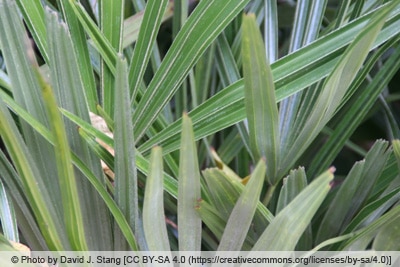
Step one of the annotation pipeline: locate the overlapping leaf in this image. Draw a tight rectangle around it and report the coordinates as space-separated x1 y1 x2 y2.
249 168 334 251
132 0 251 141
137 2 400 155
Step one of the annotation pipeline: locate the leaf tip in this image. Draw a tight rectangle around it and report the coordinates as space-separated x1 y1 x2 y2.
182 112 192 124
243 12 256 20
329 166 336 174
152 145 162 151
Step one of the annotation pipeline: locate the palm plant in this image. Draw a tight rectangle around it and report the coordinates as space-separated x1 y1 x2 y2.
0 0 399 256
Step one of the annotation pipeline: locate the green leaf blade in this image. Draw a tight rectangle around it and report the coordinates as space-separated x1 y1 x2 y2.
242 13 280 183
178 114 201 251
0 179 18 242
316 140 391 244
59 0 98 112
0 1 69 250
39 76 88 251
251 167 334 251
137 4 400 157
341 205 400 250
60 108 180 200
15 0 48 63
132 0 251 141
217 159 266 251
129 0 168 101
372 215 400 250
282 1 397 174
68 0 117 74
71 152 138 251
113 56 140 250
393 139 400 170
99 0 124 115
0 100 65 251
143 146 171 251
45 8 113 250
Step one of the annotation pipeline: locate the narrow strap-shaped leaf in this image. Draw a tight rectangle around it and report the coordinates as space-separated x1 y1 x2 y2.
0 150 48 250
0 179 18 242
264 0 278 62
216 159 266 251
370 140 400 250
202 168 274 223
275 167 312 250
303 0 327 45
71 152 138 251
143 146 172 252
172 0 188 37
122 3 173 48
0 91 139 250
45 8 113 250
100 0 124 53
58 0 98 112
281 1 397 176
137 3 400 156
276 167 307 213
341 187 400 238
113 56 140 250
242 13 279 182
15 0 48 63
99 0 124 115
171 0 191 118
0 99 65 250
333 0 352 28
372 216 400 251
317 161 364 244
0 0 59 184
373 215 400 250
129 0 168 102
316 140 391 244
279 0 327 151
249 167 334 251
216 33 240 89
341 205 400 250
59 108 180 199
0 1 70 249
68 0 117 74
288 0 311 52
39 72 88 251
125 0 166 79
196 200 228 246
178 114 201 251
78 128 115 183
132 0 251 141
308 38 400 177
393 140 400 170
